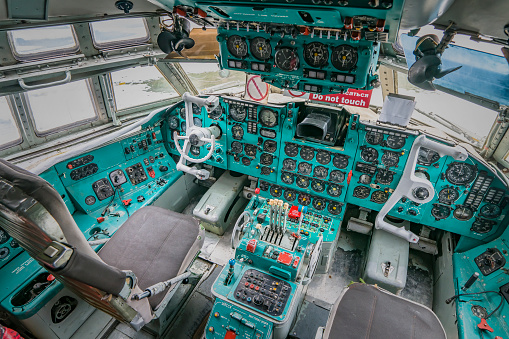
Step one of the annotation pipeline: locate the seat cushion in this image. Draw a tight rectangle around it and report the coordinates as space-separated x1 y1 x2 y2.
323 283 446 339
98 206 201 309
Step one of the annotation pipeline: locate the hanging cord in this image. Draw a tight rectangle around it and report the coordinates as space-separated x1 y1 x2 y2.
446 290 505 319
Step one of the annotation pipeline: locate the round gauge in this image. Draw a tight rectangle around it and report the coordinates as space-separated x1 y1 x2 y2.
298 193 311 206
209 105 224 120
250 37 272 61
413 187 430 200
303 42 329 68
381 151 400 167
259 181 269 191
85 195 96 206
230 105 247 122
313 198 326 211
284 143 299 157
180 121 186 132
241 157 251 166
259 109 278 128
359 174 372 185
316 151 331 165
438 187 459 205
263 140 277 153
330 170 345 183
244 144 257 157
270 185 283 197
193 117 202 127
365 131 383 145
0 228 8 244
231 141 243 153
417 147 440 166
471 305 488 319
231 125 244 140
353 186 371 199
281 172 295 185
190 146 201 156
192 103 201 115
0 247 9 260
333 154 349 169
168 116 179 129
431 204 451 220
480 204 502 219
260 153 273 166
284 189 297 202
314 166 328 179
331 45 358 71
227 35 248 58
471 219 495 234
328 201 342 215
453 205 474 221
445 162 477 186
360 147 379 163
282 158 297 171
10 239 19 248
179 107 186 119
311 180 326 192
386 135 406 149
260 167 271 176
375 170 393 185
327 184 342 197
296 176 310 188
371 190 388 204
300 147 315 161
298 162 312 175
275 47 300 72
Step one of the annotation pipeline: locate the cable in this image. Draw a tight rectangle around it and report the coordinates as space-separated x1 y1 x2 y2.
101 187 118 216
118 189 130 217
446 290 504 319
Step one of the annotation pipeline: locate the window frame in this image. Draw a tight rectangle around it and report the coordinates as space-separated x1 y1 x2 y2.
0 96 23 151
89 18 151 50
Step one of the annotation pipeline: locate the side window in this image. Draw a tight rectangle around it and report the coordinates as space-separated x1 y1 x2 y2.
26 80 98 135
0 97 22 149
90 18 150 49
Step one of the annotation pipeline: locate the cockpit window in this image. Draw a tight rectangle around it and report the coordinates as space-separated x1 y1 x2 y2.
27 80 98 135
90 18 150 49
8 25 79 61
0 97 22 149
180 63 246 95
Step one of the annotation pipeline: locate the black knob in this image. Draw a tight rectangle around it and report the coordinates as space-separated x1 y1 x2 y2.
137 196 145 203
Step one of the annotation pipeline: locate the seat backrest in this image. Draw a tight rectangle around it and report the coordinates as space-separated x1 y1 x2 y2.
0 160 153 330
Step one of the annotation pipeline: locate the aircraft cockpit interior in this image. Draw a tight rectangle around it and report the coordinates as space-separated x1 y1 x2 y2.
0 0 509 338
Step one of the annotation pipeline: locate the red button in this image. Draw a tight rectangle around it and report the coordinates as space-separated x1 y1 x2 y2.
246 239 257 253
255 286 260 291
288 206 301 219
277 252 293 266
47 274 56 282
245 282 249 287
250 284 254 289
255 188 260 194
293 257 300 268
152 132 156 140
97 217 105 223
224 330 237 339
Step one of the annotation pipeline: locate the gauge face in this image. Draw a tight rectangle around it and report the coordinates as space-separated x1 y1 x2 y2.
333 154 349 169
365 131 383 145
438 187 459 204
327 184 342 197
303 42 329 68
300 147 315 161
227 35 248 58
275 47 300 72
270 185 282 197
360 147 378 163
313 198 326 211
359 174 372 185
284 189 297 202
316 151 331 165
261 167 271 176
192 104 201 115
284 143 299 157
281 172 295 184
311 180 326 192
412 187 430 201
453 205 474 221
241 157 251 166
263 140 277 153
480 204 502 219
381 151 400 167
168 116 179 129
431 204 451 220
353 186 371 199
244 144 257 157
259 181 269 191
209 105 224 120
371 190 388 204
445 162 477 186
190 146 201 156
250 37 272 61
328 201 342 215
282 158 297 171
193 117 202 127
471 305 488 319
10 240 18 248
231 125 244 140
314 166 328 179
471 219 495 234
260 153 273 166
179 107 186 119
386 135 406 149
296 176 310 188
0 228 8 244
417 147 440 166
298 193 311 206
298 162 312 175
259 109 278 128
180 121 186 132
375 169 393 185
231 141 243 153
330 170 345 183
331 45 358 71
230 104 247 122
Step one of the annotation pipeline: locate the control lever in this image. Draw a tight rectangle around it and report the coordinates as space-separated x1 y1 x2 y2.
461 272 479 291
375 135 468 243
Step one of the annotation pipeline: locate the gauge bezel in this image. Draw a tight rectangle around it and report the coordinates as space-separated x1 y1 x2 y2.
227 35 248 58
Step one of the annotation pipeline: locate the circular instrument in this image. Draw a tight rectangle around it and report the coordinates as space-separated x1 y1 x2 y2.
298 162 312 175
260 153 273 165
327 184 342 197
417 147 440 166
365 131 383 145
241 157 251 166
316 151 331 165
328 201 342 215
333 155 349 169
263 140 277 153
209 105 224 120
431 204 451 220
284 189 297 202
179 107 186 119
231 125 244 140
250 37 272 60
298 193 311 206
359 174 372 185
275 47 300 72
313 166 328 179
230 104 247 122
281 172 295 185
284 143 299 157
259 181 269 191
386 135 406 149
227 35 248 58
231 141 243 153
353 186 371 199
282 158 297 171
259 109 278 128
296 176 310 188
471 305 488 319
193 117 202 127
192 104 201 115
381 151 400 167
270 185 282 197
480 204 502 219
445 162 477 186
470 219 495 234
331 45 358 71
311 180 326 192
180 121 186 132
300 147 315 161
244 144 257 157
438 187 459 204
168 116 179 129
313 198 326 211
190 146 201 156
375 170 393 185
453 205 474 221
330 170 345 183
371 190 388 204
360 147 378 163
413 187 430 200
303 42 329 68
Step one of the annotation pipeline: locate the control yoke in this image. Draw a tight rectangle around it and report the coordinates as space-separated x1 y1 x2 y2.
174 92 221 180
375 135 468 243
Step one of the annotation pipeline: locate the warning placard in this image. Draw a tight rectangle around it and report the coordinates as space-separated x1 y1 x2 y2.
284 88 372 108
245 75 270 103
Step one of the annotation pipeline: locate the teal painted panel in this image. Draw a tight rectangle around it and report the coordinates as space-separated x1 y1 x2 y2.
40 167 76 215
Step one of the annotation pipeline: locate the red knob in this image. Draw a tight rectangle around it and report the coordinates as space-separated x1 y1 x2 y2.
255 188 260 194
